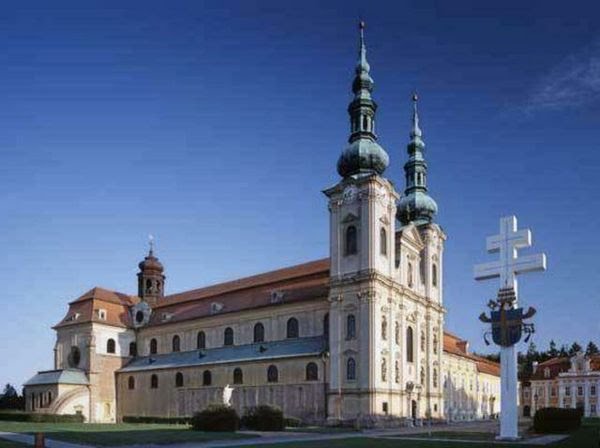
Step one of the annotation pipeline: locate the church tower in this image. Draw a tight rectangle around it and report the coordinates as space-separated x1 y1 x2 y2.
136 239 165 307
324 22 400 423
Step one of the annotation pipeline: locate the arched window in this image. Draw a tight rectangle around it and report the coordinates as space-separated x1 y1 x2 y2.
407 262 414 288
323 313 329 338
172 335 181 352
381 358 387 382
128 376 135 390
151 374 158 389
253 323 265 343
395 321 400 345
420 366 425 386
197 331 206 349
345 226 357 256
362 115 368 131
129 342 137 357
202 370 212 386
224 327 234 346
395 360 400 384
68 346 81 368
286 318 299 339
420 330 426 352
432 263 438 287
407 327 414 363
346 314 356 340
150 338 157 355
106 338 116 354
347 358 356 381
433 333 438 354
145 279 152 292
233 368 243 385
381 316 388 340
267 365 279 383
433 368 438 388
306 362 318 381
175 372 184 388
380 227 387 256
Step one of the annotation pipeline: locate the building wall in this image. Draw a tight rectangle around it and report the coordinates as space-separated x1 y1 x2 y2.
116 356 327 422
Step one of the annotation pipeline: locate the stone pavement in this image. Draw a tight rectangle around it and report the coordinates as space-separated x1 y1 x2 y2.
0 420 569 448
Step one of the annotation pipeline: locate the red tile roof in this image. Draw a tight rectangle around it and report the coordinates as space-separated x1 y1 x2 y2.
443 331 500 377
54 287 138 329
149 259 330 326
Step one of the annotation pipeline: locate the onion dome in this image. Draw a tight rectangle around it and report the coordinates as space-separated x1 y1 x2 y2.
337 21 389 178
397 94 438 225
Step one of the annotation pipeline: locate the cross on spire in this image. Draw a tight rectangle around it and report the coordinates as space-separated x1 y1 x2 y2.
474 216 546 298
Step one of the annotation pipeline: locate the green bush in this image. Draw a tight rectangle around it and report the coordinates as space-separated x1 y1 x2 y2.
0 412 84 423
534 407 583 433
284 416 302 428
242 405 284 431
123 416 190 425
191 405 240 432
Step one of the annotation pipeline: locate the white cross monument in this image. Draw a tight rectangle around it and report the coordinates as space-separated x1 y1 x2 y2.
474 215 546 440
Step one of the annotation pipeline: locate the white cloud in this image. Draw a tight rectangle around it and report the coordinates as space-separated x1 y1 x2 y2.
528 39 600 111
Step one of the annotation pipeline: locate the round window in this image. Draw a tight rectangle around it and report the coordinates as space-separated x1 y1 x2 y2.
135 311 145 323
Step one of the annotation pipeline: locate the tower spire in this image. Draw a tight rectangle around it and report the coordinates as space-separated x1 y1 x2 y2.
398 93 438 225
337 21 389 178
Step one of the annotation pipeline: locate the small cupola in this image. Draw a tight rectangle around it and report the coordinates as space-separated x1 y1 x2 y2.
137 236 165 306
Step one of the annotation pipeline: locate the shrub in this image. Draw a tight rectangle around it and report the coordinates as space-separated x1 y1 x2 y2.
284 416 302 428
0 412 84 423
533 407 583 433
123 416 189 425
190 405 239 432
242 405 284 431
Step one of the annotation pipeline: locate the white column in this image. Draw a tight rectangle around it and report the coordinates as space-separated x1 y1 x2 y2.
499 345 519 439
584 381 590 416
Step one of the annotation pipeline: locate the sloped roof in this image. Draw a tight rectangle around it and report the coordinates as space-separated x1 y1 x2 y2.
160 259 329 308
54 287 138 329
24 369 89 387
443 331 500 377
119 336 327 373
147 259 330 326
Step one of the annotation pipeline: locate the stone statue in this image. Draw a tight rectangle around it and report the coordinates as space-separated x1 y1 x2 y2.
222 384 234 407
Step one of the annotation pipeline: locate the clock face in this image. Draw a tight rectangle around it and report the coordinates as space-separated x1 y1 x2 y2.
343 186 358 203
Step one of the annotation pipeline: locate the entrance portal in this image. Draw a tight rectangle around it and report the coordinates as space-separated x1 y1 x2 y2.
411 399 417 423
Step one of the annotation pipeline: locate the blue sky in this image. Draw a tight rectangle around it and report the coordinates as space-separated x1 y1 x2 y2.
1 0 599 388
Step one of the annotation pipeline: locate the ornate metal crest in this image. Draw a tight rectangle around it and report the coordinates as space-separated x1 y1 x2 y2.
479 287 536 348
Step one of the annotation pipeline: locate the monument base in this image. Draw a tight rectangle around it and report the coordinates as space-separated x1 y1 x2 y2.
495 436 521 441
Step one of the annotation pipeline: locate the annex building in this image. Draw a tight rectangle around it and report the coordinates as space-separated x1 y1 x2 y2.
24 23 500 426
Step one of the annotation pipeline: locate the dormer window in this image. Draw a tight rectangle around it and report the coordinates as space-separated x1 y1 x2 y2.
95 309 107 321
211 302 224 315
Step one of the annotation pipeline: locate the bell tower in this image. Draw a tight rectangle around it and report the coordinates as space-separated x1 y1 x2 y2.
137 237 165 306
324 22 400 424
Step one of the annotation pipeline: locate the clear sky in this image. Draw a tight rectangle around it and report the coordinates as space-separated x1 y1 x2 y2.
1 0 599 389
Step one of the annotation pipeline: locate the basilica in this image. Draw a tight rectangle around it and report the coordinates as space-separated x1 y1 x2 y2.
23 23 500 426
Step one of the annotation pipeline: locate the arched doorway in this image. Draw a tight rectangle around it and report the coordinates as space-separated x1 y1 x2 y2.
411 400 417 424
523 405 531 417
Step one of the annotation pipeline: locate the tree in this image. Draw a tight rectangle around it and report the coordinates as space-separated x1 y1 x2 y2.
548 340 559 358
0 384 24 410
568 342 583 357
585 341 599 356
559 345 569 357
1 384 17 398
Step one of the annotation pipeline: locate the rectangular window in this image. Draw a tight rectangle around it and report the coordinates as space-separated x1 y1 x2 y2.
591 386 597 396
578 386 583 396
382 402 388 414
551 387 556 397
565 386 571 397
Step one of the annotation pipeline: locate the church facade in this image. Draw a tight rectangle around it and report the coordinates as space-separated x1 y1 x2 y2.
23 23 500 426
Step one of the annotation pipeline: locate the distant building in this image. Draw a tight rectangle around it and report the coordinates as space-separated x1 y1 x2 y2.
23 23 499 426
520 352 600 417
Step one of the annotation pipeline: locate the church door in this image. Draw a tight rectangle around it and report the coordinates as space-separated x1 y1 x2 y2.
523 405 531 417
411 400 417 423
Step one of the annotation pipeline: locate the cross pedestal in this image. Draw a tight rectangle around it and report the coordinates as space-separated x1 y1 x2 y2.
474 216 546 440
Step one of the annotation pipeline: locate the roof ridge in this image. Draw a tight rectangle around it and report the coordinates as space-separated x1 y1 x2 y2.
157 257 329 309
